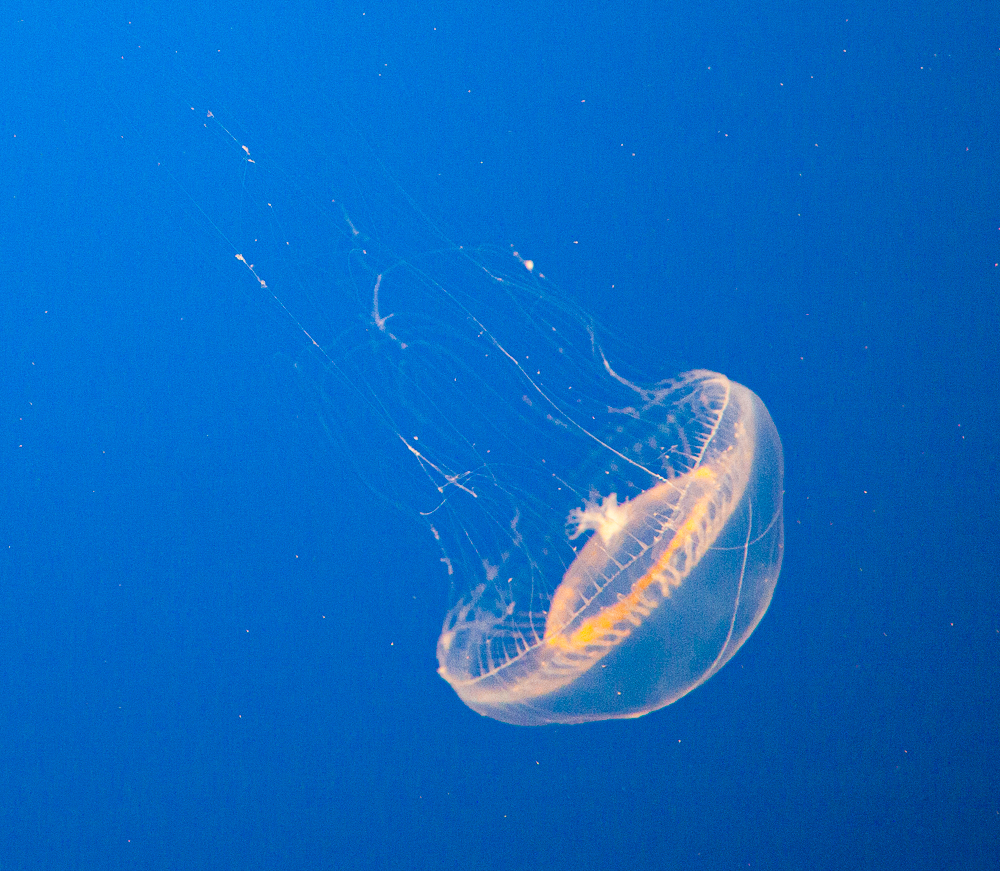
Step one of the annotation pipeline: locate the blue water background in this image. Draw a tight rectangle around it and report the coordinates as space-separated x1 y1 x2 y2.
2 3 998 868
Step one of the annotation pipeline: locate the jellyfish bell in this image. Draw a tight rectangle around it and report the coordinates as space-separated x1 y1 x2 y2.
435 364 783 725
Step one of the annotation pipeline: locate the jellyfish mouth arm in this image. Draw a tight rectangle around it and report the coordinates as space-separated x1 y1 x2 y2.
566 492 632 544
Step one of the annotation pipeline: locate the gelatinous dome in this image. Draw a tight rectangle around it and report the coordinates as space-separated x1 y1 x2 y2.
437 371 783 725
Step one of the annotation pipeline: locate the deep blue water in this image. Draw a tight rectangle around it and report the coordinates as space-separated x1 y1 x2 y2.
2 3 998 869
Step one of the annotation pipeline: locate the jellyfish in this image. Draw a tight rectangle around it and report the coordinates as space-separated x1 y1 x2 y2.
436 368 783 725
158 104 782 726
